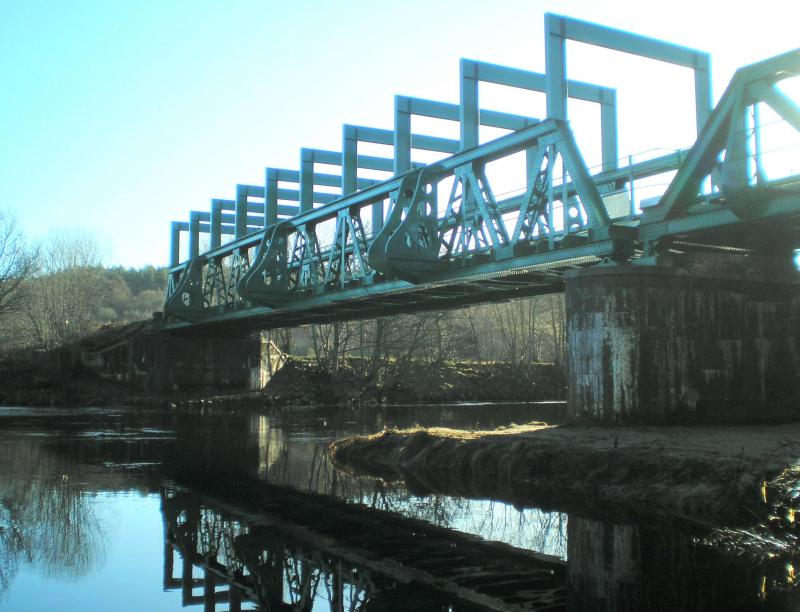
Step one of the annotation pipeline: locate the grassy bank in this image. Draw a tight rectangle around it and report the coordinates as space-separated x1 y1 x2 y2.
330 423 800 532
265 357 564 406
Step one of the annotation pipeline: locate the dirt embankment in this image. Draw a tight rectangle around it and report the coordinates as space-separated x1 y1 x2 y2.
265 357 564 406
0 356 269 411
330 423 800 531
0 347 263 410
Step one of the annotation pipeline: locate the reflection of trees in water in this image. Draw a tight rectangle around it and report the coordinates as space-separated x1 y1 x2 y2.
261 433 568 558
0 506 23 593
0 439 105 593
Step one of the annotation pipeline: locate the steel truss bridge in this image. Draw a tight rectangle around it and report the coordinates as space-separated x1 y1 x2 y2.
163 14 800 332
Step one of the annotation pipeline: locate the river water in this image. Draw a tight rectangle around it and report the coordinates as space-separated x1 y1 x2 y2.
0 402 796 611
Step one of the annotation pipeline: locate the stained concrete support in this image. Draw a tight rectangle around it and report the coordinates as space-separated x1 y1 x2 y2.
566 255 800 424
146 332 272 393
81 323 288 393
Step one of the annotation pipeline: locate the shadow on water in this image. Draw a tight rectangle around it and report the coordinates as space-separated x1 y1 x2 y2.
0 403 798 610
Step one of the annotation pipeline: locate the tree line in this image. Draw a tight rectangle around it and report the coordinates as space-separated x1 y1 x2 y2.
0 211 166 353
0 209 565 370
273 294 565 377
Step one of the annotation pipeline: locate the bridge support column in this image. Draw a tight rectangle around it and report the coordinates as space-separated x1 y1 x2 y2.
146 332 270 393
565 255 800 424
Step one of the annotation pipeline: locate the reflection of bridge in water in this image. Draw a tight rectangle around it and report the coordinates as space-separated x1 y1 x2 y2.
161 482 567 611
159 475 800 611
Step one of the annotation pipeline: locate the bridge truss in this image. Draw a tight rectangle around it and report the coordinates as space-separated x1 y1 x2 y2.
162 14 800 332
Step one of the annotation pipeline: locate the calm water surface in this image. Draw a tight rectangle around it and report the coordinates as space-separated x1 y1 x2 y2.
0 402 796 611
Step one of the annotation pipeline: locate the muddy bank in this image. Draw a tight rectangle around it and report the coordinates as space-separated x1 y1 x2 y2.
330 423 800 531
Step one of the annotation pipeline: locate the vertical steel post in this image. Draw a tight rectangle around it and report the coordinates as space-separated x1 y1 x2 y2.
393 95 412 174
265 168 278 225
693 53 713 136
188 212 200 259
628 154 636 216
753 103 765 181
342 125 357 195
525 148 536 189
235 185 248 238
170 222 181 267
299 149 314 213
389 95 414 236
600 89 618 171
210 200 222 249
545 13 567 121
372 197 384 233
460 59 480 150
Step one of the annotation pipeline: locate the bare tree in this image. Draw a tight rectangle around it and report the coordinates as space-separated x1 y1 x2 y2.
25 232 107 349
269 327 293 353
541 294 566 366
490 299 540 367
309 320 356 376
0 211 38 319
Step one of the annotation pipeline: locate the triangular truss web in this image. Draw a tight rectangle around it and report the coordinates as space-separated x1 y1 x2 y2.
511 139 596 251
288 226 324 292
323 212 372 289
440 161 510 260
239 207 376 306
367 121 611 282
645 50 800 223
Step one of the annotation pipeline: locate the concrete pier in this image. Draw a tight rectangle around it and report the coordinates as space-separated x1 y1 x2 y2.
147 332 266 392
565 255 800 424
82 326 286 393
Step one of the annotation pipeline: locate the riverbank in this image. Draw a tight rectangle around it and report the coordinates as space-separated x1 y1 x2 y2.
0 348 564 409
0 355 270 410
264 357 564 405
330 423 800 533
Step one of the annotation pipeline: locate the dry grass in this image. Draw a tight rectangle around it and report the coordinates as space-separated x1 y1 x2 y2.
330 422 800 530
353 422 555 442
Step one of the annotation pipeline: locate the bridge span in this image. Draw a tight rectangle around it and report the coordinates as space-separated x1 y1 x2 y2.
156 14 800 424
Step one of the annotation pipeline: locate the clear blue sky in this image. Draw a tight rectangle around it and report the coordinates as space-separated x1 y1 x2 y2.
2 0 799 267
